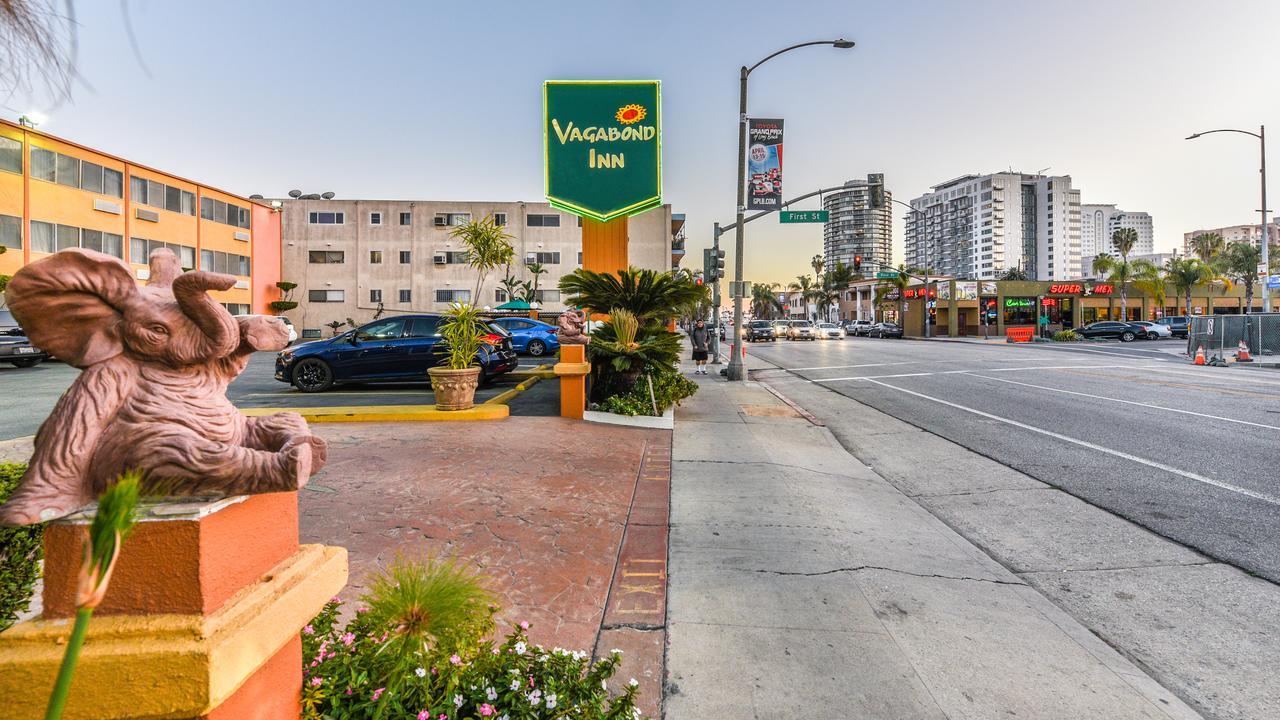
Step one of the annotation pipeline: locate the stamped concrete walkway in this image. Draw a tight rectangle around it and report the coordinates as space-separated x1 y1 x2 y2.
663 363 1202 718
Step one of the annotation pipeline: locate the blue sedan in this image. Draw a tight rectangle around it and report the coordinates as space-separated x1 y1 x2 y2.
488 317 560 357
275 314 519 392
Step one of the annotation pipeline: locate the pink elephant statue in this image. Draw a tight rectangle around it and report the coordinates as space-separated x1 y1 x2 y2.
0 248 325 526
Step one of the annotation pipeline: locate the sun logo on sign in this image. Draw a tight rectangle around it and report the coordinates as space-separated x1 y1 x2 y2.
615 104 646 125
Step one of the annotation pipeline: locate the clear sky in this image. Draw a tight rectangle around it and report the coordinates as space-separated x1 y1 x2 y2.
6 0 1279 287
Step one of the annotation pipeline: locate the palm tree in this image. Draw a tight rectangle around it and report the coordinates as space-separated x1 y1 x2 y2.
811 254 825 280
1190 233 1225 263
1215 241 1262 313
872 265 912 322
1093 254 1153 320
525 262 549 304
452 216 515 302
1130 262 1166 320
559 266 707 321
998 267 1028 281
1164 257 1209 316
788 275 821 320
1111 227 1138 262
751 282 783 319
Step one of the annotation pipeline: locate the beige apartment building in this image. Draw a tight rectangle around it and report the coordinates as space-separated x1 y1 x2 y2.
277 198 676 338
1182 219 1280 255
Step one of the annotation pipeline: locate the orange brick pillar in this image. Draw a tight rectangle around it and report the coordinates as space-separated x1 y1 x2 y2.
554 344 591 420
581 217 628 275
0 492 348 720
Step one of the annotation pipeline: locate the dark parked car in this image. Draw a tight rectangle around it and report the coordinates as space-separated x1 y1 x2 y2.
869 322 903 339
1076 321 1147 342
0 310 48 367
488 317 559 357
744 320 776 342
275 314 518 392
1156 315 1190 339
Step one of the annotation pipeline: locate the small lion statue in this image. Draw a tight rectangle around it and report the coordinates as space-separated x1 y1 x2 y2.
557 308 591 345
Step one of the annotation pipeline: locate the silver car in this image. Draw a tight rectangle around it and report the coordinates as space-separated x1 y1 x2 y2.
785 320 818 340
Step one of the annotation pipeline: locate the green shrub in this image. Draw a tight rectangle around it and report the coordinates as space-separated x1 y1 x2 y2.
301 557 641 719
600 366 697 417
1052 329 1082 342
0 463 42 631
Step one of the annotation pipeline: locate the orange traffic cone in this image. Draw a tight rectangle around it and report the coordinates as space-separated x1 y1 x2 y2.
1236 340 1253 363
1194 346 1206 366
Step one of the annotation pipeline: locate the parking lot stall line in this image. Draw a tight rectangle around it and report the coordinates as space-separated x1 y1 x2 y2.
857 377 1280 507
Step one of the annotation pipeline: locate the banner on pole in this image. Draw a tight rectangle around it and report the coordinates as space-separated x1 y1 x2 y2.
747 118 784 211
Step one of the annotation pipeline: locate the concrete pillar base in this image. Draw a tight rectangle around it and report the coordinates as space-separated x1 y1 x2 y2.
0 492 348 719
555 344 591 419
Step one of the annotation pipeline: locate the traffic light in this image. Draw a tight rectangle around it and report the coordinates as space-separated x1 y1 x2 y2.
854 255 863 272
704 247 726 281
868 173 885 209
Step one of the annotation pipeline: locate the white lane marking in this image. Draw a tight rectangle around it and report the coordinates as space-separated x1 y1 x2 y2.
789 361 920 371
811 365 1156 383
859 377 1280 507
1138 366 1280 388
1013 343 1185 358
969 373 1280 432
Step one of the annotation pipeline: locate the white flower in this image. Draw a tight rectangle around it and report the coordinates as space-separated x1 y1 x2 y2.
453 694 464 708
538 654 550 662
528 689 542 706
514 641 527 655
510 679 521 691
546 693 558 710
499 716 510 720
632 708 643 719
414 667 426 678
629 678 639 687
486 686 498 701
601 680 608 690
611 648 623 655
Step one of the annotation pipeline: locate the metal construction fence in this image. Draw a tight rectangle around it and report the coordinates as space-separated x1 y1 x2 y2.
1187 313 1280 358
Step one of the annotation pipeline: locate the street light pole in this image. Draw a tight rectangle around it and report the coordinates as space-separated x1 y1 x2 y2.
888 197 932 337
711 222 723 364
1187 126 1270 312
726 39 855 381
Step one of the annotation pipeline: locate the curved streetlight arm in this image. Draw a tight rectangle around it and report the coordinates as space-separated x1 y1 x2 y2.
747 39 854 75
1187 128 1262 140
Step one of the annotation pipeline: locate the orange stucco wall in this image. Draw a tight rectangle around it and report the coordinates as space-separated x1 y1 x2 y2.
252 204 282 313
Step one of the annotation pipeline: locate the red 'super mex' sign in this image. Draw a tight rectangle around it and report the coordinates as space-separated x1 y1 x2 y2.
1048 283 1114 295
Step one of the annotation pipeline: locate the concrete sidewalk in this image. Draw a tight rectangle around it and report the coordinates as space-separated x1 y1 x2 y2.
663 365 1201 718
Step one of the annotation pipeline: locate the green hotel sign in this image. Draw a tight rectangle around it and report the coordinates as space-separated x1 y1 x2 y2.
544 80 662 222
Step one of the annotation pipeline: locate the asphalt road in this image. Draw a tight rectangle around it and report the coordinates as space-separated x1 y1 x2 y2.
743 336 1280 583
0 352 550 441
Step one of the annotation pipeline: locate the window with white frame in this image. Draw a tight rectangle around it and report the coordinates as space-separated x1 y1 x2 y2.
526 214 560 227
370 289 382 303
370 212 382 225
307 211 345 225
435 289 471 303
308 289 346 302
398 289 411 302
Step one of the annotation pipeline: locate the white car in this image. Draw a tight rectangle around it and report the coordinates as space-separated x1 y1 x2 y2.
817 322 845 339
786 320 818 340
1130 321 1172 340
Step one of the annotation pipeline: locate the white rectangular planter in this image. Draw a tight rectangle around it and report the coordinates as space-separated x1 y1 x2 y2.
583 406 674 429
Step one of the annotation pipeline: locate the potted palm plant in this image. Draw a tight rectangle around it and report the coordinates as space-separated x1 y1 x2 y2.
429 303 486 410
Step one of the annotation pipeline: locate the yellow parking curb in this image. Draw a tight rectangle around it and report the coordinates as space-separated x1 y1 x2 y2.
483 373 545 406
241 403 509 423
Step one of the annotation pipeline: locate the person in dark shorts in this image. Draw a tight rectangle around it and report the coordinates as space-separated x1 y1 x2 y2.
690 320 710 374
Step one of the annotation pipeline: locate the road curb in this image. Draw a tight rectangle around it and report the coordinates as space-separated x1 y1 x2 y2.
241 403 509 423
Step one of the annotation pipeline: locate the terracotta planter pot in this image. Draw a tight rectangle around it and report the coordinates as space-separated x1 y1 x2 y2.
428 366 482 410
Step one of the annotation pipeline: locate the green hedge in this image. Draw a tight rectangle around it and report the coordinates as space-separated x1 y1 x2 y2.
0 464 42 631
600 366 698 417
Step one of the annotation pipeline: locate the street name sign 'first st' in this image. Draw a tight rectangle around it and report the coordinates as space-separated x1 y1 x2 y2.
779 210 829 223
544 80 663 222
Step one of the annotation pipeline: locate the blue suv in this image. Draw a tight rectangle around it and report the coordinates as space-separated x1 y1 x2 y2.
275 314 518 392
488 317 560 356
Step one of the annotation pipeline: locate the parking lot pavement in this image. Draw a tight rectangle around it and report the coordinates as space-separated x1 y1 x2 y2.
0 352 553 442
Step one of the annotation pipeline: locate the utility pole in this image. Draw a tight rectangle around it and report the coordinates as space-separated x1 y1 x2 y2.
711 223 723 364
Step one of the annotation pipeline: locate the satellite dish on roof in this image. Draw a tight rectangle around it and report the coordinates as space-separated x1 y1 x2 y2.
321 191 335 200
288 190 303 198
303 194 321 200
249 194 264 200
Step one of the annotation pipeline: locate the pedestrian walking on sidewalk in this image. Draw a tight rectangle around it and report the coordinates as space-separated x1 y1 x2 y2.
690 320 710 374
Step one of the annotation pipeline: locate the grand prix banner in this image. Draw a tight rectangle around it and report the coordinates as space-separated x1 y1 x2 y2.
747 118 784 211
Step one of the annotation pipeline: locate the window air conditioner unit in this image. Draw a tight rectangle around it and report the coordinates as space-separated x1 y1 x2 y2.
433 252 447 265
433 216 447 227
525 253 537 264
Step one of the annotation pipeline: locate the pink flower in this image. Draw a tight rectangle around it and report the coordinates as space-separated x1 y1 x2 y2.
310 677 322 687
357 606 370 614
417 712 430 720
478 703 495 717
345 687 352 696
371 687 384 701
341 632 355 647
519 621 529 630
449 654 462 666
331 596 343 604
303 624 314 635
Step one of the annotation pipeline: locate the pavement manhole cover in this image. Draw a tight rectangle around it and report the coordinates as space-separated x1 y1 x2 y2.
740 404 801 418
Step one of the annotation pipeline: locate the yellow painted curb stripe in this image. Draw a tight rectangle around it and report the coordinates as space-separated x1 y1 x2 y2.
484 373 545 406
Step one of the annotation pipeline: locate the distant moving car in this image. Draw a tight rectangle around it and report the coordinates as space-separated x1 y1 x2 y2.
275 314 518 392
817 322 845 339
744 320 777 342
869 322 903 339
1129 321 1173 340
785 320 818 340
488 317 559 356
1076 321 1146 342
847 319 874 337
771 320 790 337
0 310 48 367
1156 315 1190 339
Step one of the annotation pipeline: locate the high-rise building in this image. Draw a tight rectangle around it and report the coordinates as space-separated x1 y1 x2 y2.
276 199 676 339
821 175 892 272
1080 204 1154 274
0 118 279 314
904 172 1081 281
1182 220 1280 256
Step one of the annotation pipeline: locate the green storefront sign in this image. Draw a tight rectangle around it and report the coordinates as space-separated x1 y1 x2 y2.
544 80 662 222
779 210 829 223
